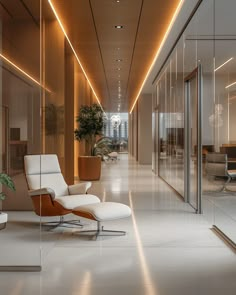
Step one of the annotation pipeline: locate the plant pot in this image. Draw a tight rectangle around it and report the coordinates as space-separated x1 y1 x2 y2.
78 156 101 181
0 212 8 230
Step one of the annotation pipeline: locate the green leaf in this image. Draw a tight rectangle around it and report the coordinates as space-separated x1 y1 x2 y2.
0 192 6 201
0 173 16 192
74 103 105 155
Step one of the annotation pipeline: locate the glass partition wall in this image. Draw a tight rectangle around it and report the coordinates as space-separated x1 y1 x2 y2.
154 0 236 245
208 0 236 243
0 0 41 270
0 0 100 271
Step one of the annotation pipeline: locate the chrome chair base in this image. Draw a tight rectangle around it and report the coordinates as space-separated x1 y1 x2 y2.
0 222 6 230
205 176 236 193
43 216 83 230
77 221 126 240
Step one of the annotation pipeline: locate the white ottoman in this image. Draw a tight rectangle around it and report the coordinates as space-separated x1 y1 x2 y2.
72 202 131 238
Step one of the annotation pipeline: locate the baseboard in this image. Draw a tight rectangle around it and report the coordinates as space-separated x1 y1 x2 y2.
212 225 236 252
0 265 41 272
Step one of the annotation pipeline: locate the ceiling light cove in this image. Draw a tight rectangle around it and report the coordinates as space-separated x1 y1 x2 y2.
130 0 185 113
214 57 233 72
0 54 51 92
47 0 105 113
225 81 236 89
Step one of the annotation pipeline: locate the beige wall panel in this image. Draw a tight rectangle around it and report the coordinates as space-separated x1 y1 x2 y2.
64 46 75 184
43 20 65 171
138 94 152 164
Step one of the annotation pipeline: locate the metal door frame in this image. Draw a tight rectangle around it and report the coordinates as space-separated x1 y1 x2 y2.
184 64 202 214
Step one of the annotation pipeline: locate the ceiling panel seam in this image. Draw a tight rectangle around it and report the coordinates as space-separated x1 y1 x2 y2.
19 0 39 27
124 0 144 108
0 1 13 18
89 0 111 105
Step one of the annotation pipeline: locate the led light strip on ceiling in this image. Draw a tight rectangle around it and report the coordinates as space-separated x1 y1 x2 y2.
0 53 50 92
214 57 233 72
130 0 184 114
48 0 105 114
225 81 236 89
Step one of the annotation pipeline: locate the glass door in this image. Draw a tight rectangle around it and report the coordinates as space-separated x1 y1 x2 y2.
185 65 202 213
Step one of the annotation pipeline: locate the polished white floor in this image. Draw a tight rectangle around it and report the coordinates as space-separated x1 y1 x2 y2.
1 154 236 295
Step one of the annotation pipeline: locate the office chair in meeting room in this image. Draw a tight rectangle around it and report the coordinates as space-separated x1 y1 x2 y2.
205 153 236 192
24 154 100 228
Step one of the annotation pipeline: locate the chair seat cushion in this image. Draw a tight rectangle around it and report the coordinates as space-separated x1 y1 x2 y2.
73 202 131 221
55 194 100 210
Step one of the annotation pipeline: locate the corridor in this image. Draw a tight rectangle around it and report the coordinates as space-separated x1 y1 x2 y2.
1 154 236 295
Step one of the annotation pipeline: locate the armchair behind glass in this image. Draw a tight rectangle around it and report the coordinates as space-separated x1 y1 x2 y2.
205 153 236 192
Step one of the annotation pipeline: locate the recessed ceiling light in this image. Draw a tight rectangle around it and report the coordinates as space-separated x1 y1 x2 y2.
116 59 122 62
115 25 123 29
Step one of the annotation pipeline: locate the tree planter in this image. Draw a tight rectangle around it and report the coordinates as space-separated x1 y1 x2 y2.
78 156 101 181
75 104 105 181
0 212 8 230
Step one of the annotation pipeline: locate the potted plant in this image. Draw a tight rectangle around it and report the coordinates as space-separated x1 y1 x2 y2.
93 136 113 159
0 173 15 229
74 103 105 180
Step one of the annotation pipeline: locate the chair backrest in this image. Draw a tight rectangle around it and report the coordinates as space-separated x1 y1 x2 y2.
205 153 228 177
24 154 69 197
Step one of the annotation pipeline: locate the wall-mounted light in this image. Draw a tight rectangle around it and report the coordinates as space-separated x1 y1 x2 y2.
214 57 233 72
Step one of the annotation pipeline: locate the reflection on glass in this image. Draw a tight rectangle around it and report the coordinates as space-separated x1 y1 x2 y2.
203 0 236 245
0 0 41 269
189 74 198 210
155 0 236 244
157 44 184 196
129 191 157 295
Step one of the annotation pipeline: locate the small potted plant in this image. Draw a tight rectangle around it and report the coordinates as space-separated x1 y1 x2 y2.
74 103 105 180
0 173 15 229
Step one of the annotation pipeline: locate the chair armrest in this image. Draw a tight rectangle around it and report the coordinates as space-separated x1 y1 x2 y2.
28 188 56 199
68 182 92 195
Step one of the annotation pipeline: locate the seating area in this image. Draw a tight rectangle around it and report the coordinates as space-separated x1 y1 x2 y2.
24 154 131 237
205 153 236 192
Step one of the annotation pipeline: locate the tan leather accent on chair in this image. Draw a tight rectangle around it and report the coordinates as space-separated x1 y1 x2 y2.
72 210 96 221
31 195 71 217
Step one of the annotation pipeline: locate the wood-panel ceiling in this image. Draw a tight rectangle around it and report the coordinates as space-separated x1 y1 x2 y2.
51 0 180 112
0 0 181 112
